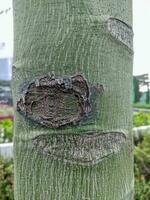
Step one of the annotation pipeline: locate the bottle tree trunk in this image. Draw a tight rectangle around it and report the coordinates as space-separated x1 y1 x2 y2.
12 0 134 199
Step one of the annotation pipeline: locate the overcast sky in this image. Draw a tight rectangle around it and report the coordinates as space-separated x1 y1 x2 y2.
0 0 150 78
133 0 150 77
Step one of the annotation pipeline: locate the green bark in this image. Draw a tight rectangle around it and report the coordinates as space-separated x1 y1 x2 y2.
12 0 134 199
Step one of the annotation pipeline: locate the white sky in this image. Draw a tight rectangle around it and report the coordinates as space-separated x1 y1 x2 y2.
0 0 13 58
0 0 150 78
133 0 150 77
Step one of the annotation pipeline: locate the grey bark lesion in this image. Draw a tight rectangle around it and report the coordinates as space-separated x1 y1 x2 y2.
17 73 92 128
32 131 126 165
107 18 133 50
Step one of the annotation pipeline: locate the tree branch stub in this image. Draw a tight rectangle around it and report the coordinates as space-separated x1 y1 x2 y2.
17 73 98 128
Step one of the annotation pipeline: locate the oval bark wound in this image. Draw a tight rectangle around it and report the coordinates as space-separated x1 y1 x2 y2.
107 18 133 50
17 74 91 128
32 132 126 165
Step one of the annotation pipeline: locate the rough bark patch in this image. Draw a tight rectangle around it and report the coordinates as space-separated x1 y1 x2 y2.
107 18 133 50
17 74 91 128
32 132 126 165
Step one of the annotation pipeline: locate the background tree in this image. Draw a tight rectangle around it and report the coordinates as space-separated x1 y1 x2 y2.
146 82 150 104
133 74 150 104
12 0 134 199
133 76 141 103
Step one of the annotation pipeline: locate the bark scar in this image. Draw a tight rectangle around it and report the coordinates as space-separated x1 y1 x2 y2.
107 18 133 50
32 131 127 165
17 73 94 128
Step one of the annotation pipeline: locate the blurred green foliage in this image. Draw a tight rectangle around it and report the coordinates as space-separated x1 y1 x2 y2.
134 134 150 200
0 119 13 143
133 103 150 110
133 112 150 127
0 157 14 200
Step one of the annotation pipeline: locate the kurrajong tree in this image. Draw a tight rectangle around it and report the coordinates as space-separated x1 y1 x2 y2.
12 0 134 199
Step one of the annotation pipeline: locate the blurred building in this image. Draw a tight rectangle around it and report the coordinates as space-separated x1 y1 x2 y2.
0 42 12 80
0 4 13 105
0 41 12 104
0 57 12 80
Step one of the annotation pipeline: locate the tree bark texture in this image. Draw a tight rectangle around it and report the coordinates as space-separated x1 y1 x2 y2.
12 0 134 199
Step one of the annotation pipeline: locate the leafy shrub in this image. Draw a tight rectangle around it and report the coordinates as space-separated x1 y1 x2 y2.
0 157 14 200
0 119 13 143
134 134 150 200
133 103 150 110
133 112 150 127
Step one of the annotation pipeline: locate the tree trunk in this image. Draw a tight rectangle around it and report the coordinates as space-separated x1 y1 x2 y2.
12 0 134 199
